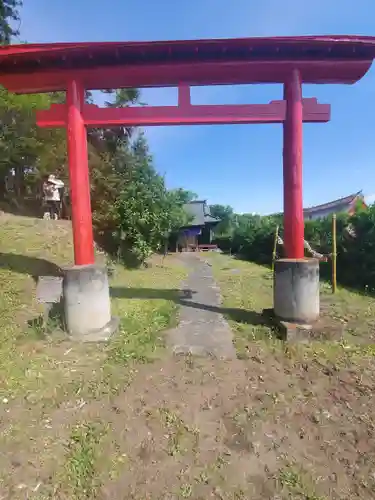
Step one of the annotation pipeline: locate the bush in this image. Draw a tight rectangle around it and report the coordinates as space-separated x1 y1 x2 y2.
213 206 375 293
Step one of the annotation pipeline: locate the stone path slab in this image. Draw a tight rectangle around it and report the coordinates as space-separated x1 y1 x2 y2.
167 254 236 359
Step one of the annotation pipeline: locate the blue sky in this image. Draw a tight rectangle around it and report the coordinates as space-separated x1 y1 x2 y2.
18 0 375 214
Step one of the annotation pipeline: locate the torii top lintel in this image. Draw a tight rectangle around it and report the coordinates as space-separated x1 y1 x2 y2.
1 35 375 93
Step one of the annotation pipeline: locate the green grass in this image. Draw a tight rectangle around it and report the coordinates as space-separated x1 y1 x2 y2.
204 252 375 360
0 215 185 390
109 260 182 366
204 254 276 356
64 422 107 499
158 407 200 457
0 214 186 498
278 465 327 500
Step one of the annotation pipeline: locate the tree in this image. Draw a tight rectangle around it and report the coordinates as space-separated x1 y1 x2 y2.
0 69 195 267
91 88 141 153
104 88 141 108
210 204 234 236
115 133 187 265
171 188 197 205
0 0 22 45
88 89 143 248
0 88 66 201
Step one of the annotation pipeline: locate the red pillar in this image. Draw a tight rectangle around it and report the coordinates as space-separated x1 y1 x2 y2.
283 69 304 259
66 80 95 265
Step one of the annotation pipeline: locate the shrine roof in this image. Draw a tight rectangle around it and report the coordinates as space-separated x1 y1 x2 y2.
304 191 365 216
182 201 220 227
1 35 375 92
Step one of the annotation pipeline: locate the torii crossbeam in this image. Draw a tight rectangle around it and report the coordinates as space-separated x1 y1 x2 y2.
37 92 329 127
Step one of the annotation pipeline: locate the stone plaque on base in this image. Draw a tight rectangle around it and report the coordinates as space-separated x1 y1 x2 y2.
36 276 63 304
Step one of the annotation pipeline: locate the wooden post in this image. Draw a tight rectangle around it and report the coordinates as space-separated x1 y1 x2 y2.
66 79 95 265
332 214 337 293
283 69 304 259
272 225 279 273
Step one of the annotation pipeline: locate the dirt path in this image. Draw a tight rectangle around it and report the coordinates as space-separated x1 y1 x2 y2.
102 344 375 500
167 254 236 359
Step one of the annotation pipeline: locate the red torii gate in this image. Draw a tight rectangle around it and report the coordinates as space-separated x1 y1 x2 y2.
38 84 329 266
1 36 374 267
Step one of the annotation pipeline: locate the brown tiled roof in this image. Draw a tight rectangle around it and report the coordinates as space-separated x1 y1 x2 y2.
303 191 363 215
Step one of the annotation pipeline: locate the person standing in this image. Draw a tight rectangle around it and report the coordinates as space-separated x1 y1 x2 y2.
42 174 64 220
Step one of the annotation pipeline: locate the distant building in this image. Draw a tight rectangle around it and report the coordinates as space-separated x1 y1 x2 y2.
174 200 220 251
303 191 367 221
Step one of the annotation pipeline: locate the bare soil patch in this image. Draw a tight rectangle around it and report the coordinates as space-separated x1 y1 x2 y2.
98 346 375 500
5 347 374 499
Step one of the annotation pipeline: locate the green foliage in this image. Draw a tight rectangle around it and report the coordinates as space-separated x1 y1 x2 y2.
115 133 188 265
214 213 279 262
0 87 66 202
210 204 234 236
0 0 22 45
337 205 375 290
86 90 193 265
172 187 198 205
65 422 106 499
0 81 191 267
0 2 193 263
213 203 375 293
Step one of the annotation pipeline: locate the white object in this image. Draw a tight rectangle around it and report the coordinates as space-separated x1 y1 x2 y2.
274 259 320 324
277 235 324 259
44 175 64 201
47 174 64 187
63 264 118 341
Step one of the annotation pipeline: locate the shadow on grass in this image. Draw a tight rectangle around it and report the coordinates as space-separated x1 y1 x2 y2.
27 301 66 339
110 286 277 333
0 252 62 282
0 252 278 338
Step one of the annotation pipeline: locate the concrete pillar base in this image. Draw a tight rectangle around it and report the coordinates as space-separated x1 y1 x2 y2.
72 316 120 343
274 258 319 324
63 264 118 342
